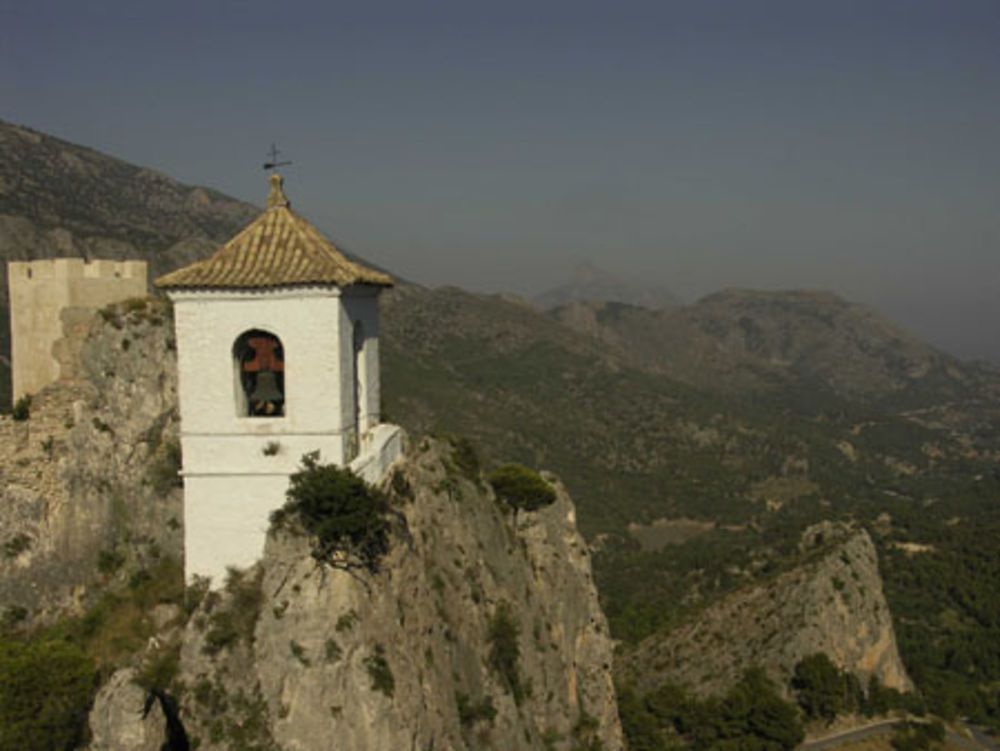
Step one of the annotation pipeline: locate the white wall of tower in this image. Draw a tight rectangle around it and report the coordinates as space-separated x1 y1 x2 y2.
169 283 396 584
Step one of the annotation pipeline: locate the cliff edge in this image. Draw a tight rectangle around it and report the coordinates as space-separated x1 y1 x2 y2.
619 521 912 699
90 436 622 751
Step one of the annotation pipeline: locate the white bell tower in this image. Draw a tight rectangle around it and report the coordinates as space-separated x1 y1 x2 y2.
156 174 401 583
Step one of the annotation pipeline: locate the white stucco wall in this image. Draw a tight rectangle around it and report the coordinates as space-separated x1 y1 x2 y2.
171 287 351 455
184 474 291 585
342 289 382 439
350 423 403 485
169 284 390 583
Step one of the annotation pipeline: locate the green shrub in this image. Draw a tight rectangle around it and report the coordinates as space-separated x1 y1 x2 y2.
488 463 556 516
620 669 803 751
364 644 395 698
447 435 481 481
135 642 181 693
324 638 342 663
42 557 185 677
289 640 310 666
0 558 184 751
97 548 125 574
572 709 603 751
0 638 95 751
390 469 413 501
271 452 390 571
456 691 497 727
11 395 30 421
792 652 863 721
891 721 946 751
148 439 183 495
202 568 264 656
1 606 28 631
3 534 32 559
335 610 359 632
488 601 525 704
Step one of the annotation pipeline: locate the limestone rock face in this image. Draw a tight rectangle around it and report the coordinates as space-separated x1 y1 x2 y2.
174 438 622 751
0 298 182 623
620 522 912 697
87 668 166 751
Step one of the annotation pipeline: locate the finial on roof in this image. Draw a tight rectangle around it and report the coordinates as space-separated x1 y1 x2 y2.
267 173 290 210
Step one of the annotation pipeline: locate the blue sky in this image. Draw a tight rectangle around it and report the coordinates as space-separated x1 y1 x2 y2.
3 0 999 360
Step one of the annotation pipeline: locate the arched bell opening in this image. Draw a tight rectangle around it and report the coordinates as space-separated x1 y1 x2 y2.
233 329 285 417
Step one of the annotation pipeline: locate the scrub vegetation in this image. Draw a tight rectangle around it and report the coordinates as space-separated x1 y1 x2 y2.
0 558 185 750
488 463 556 516
270 451 391 573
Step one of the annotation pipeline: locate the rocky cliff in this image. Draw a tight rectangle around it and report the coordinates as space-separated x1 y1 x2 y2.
618 522 912 698
0 291 622 749
89 437 622 751
0 297 182 623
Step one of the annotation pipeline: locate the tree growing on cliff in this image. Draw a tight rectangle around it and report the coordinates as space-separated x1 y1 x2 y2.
271 452 390 572
488 463 556 520
488 601 526 705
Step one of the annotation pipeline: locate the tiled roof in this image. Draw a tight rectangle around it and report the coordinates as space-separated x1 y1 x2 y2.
154 174 393 290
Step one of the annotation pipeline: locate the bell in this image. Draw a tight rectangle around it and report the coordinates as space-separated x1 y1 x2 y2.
250 370 283 405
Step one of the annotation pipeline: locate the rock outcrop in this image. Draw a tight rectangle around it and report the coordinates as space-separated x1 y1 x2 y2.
0 297 182 623
619 522 912 698
88 668 167 751
169 438 621 751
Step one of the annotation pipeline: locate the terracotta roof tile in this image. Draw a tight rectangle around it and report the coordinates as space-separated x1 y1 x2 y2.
154 174 393 290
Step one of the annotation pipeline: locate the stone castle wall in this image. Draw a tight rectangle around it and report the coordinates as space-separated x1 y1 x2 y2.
8 258 147 401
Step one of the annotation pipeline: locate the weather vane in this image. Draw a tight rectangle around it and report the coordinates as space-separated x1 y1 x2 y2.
263 142 292 172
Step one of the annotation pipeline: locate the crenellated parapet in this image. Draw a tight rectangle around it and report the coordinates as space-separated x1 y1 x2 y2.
8 258 148 400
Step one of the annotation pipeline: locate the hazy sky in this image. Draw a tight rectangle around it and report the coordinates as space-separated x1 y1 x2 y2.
3 0 998 361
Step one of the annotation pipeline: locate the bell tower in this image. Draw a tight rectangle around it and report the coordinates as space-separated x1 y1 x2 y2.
155 174 401 583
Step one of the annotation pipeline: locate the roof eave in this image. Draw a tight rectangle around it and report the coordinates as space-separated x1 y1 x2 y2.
154 278 393 294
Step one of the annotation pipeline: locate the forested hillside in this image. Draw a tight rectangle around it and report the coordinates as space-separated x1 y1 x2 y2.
380 284 1000 729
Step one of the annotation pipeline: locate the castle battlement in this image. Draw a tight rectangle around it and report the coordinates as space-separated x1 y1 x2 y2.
10 257 147 283
8 258 148 401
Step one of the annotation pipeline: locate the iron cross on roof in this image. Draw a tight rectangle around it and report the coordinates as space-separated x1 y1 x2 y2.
263 142 292 172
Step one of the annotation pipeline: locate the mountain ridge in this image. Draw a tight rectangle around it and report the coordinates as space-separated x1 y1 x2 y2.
548 287 999 406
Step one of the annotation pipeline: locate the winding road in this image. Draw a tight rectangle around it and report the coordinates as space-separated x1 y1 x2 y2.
801 719 998 751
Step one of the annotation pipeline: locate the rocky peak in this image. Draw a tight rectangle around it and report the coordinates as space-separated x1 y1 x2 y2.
533 262 680 312
619 522 912 698
94 437 622 750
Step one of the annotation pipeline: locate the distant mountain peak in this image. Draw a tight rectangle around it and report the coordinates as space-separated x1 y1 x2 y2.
534 261 680 311
571 261 614 285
